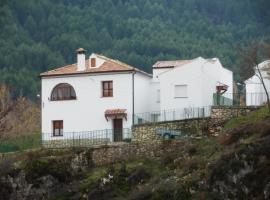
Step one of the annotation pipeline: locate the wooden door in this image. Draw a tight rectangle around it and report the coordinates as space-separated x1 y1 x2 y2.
113 118 123 142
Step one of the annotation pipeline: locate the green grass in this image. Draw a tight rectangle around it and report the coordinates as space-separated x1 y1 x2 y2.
0 134 41 153
224 106 270 130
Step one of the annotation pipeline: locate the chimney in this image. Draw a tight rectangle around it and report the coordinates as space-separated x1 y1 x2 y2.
76 48 86 71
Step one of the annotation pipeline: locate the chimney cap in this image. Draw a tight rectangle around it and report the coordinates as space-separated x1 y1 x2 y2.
76 48 86 54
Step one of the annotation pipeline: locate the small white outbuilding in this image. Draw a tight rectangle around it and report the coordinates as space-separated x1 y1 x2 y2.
245 60 270 106
149 57 233 112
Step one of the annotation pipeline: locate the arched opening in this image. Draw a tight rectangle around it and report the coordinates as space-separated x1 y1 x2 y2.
51 83 76 101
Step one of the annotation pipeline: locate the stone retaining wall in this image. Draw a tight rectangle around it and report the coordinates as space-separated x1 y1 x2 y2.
132 118 209 142
75 140 186 166
211 106 261 122
132 106 262 141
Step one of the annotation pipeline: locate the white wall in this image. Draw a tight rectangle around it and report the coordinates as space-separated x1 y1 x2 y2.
42 73 135 139
155 58 233 111
158 58 204 110
201 59 233 106
152 68 173 81
134 72 152 114
148 81 161 112
245 62 270 106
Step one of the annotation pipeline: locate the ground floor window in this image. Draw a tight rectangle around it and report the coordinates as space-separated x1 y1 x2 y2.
53 120 63 136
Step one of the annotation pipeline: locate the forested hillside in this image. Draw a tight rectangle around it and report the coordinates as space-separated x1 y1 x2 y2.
0 0 269 98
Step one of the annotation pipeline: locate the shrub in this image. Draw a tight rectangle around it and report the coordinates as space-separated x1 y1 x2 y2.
24 154 71 182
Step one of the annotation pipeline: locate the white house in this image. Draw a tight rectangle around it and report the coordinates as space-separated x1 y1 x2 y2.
245 60 270 106
40 49 233 143
147 57 233 113
41 48 152 142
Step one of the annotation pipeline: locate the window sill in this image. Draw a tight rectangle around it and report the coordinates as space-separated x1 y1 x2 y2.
101 96 114 98
52 135 63 137
174 97 188 99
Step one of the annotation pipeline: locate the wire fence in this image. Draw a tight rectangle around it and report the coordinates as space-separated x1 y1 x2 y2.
42 128 132 148
134 106 211 125
213 92 267 106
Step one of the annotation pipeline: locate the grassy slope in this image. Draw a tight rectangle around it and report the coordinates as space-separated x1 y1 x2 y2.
224 106 270 130
0 134 41 153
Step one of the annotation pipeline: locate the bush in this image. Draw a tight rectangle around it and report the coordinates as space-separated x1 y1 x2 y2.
24 154 71 182
219 118 270 146
127 180 191 200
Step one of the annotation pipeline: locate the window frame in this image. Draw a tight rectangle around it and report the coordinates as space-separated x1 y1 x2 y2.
52 120 63 137
51 83 76 101
174 84 188 98
102 81 113 97
91 58 96 68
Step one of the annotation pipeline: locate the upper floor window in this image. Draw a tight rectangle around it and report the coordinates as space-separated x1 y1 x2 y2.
102 81 113 97
174 85 188 98
51 83 76 101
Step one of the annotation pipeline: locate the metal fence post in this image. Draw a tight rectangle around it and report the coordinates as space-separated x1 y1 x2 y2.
73 132 75 148
106 129 108 145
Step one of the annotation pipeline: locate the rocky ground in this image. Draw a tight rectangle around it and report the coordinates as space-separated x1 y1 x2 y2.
0 107 270 200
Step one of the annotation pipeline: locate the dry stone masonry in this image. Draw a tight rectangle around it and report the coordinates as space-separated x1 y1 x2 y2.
132 106 262 140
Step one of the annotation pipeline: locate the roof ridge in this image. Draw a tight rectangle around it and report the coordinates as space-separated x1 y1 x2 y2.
40 63 75 75
156 59 191 62
94 53 152 76
94 53 134 70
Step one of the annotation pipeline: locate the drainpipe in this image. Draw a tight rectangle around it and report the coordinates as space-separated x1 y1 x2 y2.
132 71 135 126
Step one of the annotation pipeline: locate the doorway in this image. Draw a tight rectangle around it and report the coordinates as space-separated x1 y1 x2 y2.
113 118 123 142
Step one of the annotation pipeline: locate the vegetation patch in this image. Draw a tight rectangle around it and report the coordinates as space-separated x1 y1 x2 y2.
0 134 41 153
24 154 72 183
224 106 270 130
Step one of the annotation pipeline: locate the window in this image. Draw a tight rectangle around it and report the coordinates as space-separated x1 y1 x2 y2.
174 85 188 98
102 81 113 97
53 120 63 136
91 58 96 68
51 83 76 101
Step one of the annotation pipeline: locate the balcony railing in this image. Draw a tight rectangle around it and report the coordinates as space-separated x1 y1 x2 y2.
42 128 132 148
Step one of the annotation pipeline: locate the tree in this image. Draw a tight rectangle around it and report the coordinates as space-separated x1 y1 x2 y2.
262 43 270 79
239 43 270 112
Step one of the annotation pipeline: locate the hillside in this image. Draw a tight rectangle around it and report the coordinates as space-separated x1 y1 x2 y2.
0 0 270 97
0 107 270 199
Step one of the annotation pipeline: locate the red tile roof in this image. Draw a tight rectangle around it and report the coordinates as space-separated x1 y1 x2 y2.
105 109 127 115
40 53 151 77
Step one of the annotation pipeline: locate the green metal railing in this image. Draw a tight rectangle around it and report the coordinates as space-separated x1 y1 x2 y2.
213 92 267 106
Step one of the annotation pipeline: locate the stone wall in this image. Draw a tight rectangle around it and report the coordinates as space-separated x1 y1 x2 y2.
72 140 187 167
211 106 261 122
132 106 262 141
132 118 209 142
